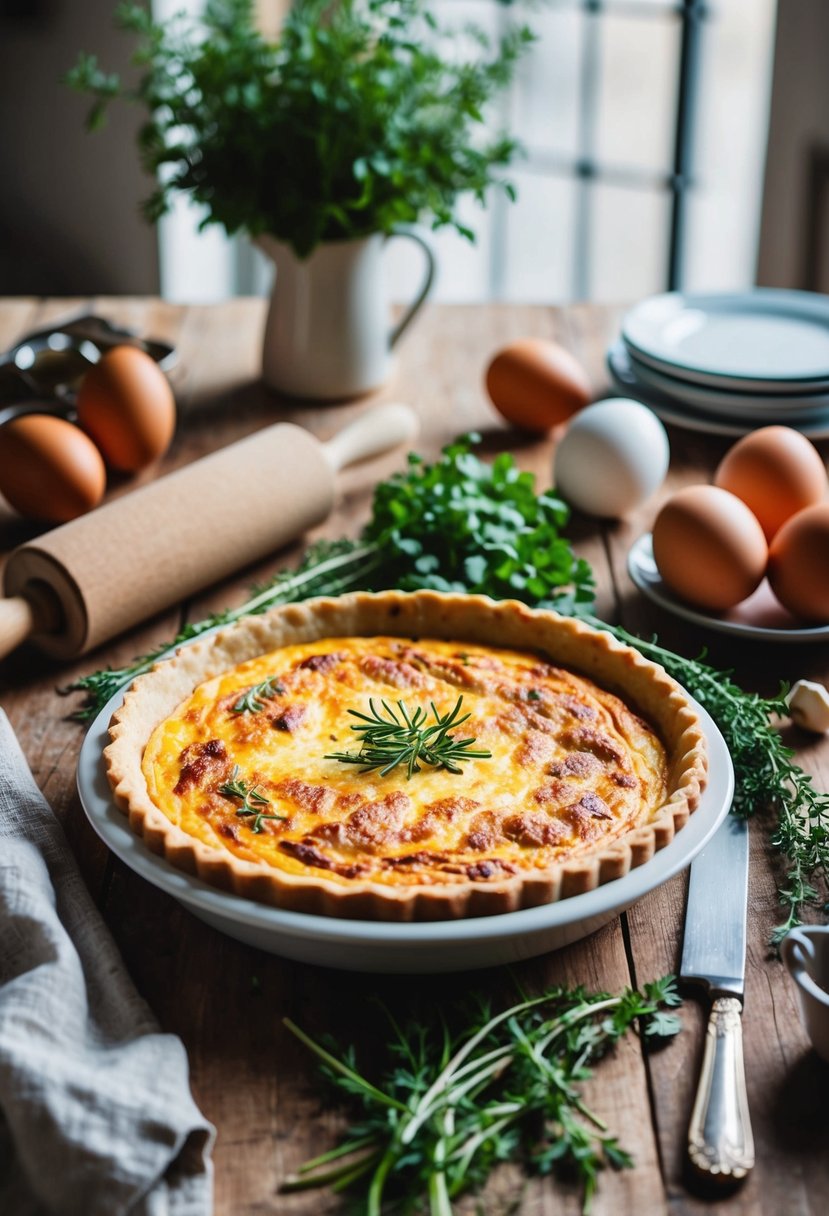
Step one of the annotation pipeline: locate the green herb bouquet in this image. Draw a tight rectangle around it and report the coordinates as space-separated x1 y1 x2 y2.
68 0 534 258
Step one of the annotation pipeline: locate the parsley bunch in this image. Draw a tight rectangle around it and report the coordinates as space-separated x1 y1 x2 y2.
67 0 534 256
283 976 682 1214
364 438 596 613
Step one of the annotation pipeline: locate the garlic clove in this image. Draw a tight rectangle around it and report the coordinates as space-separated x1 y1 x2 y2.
787 679 829 733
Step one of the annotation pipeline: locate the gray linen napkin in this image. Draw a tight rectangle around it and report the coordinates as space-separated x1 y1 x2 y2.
0 709 215 1216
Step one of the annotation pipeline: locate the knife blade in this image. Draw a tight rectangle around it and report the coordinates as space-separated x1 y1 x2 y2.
680 813 755 1183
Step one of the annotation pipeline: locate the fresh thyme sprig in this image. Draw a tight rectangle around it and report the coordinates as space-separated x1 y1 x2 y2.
584 617 829 943
326 695 491 779
283 975 682 1214
217 764 285 833
232 676 285 714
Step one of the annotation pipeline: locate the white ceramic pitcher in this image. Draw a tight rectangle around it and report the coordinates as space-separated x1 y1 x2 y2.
257 229 435 400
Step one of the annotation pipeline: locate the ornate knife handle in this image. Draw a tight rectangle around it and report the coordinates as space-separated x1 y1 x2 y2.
688 996 755 1182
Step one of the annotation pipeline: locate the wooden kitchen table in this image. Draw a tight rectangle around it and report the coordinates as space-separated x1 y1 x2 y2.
1 297 828 1216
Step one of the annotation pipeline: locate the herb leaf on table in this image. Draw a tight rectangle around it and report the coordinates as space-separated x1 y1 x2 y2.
282 977 683 1214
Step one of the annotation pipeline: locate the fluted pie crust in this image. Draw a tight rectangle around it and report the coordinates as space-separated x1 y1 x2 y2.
105 592 708 921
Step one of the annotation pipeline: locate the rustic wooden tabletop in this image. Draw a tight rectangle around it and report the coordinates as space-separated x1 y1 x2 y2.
1 297 827 1216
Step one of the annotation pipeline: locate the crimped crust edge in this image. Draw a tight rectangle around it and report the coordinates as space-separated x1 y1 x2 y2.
105 591 709 921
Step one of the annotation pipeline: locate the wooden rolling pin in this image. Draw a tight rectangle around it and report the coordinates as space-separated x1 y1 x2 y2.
0 402 418 661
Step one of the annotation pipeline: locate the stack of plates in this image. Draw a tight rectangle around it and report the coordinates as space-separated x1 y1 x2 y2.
608 289 829 438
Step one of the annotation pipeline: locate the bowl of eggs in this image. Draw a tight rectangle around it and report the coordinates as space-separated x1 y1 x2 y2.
0 344 176 526
629 426 829 640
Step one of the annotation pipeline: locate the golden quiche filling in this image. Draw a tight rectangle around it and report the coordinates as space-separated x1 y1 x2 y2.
141 635 669 889
108 592 707 920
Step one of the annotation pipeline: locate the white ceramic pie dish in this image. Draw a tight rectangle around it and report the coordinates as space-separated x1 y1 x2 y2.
77 678 733 973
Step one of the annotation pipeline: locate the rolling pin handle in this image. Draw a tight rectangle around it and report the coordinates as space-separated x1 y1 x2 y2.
322 403 419 472
0 597 37 659
0 583 64 660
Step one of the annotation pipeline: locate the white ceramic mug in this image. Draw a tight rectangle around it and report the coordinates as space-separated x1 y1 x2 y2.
257 229 435 400
781 924 829 1061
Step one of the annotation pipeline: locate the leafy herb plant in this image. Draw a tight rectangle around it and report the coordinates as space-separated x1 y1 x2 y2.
283 975 682 1214
326 695 491 778
363 439 596 612
67 0 534 257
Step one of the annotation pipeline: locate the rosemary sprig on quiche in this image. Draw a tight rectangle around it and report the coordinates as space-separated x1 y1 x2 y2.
326 695 492 779
217 765 285 833
232 676 285 714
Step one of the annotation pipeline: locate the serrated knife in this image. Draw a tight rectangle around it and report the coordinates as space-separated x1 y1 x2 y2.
680 813 755 1183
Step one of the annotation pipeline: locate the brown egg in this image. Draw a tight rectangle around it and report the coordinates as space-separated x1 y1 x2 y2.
485 338 591 433
0 413 106 522
652 484 768 611
714 425 828 541
76 345 176 472
767 503 829 623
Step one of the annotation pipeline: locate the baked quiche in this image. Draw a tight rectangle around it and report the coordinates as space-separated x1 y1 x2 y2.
106 592 707 920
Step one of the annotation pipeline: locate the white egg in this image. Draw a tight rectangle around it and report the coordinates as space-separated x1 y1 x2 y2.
553 398 670 518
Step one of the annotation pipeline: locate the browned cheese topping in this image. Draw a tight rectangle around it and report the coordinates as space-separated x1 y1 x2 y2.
142 636 668 887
